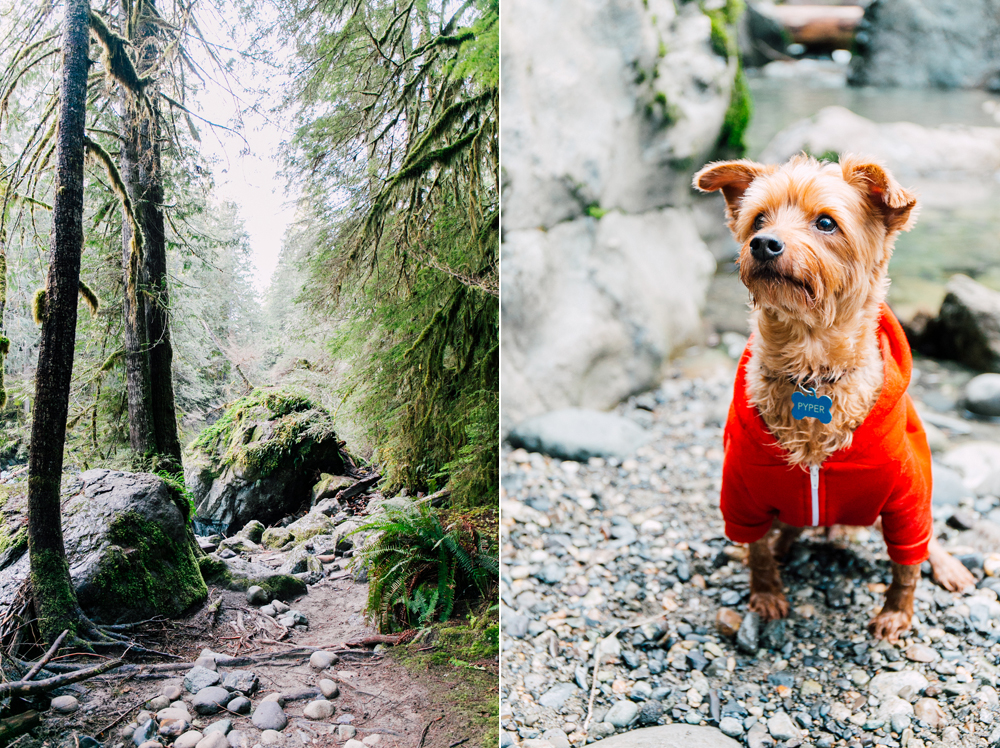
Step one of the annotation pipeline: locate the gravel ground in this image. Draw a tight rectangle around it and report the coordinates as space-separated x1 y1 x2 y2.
500 347 1000 748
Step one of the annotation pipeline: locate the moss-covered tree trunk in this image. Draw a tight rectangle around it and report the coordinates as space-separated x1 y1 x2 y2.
120 0 181 469
27 0 92 642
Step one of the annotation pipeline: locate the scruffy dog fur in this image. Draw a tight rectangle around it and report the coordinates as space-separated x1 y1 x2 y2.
695 154 974 641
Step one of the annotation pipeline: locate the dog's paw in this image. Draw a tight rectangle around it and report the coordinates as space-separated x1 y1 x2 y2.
868 608 912 642
748 591 789 621
931 552 975 593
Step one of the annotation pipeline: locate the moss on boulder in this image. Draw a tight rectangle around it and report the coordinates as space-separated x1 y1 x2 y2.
186 388 348 534
198 553 306 601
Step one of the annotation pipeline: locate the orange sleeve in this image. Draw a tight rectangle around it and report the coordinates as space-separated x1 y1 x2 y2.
880 423 933 566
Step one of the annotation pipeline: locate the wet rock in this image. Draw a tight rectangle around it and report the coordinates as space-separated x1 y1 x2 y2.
509 410 649 461
736 611 760 653
252 699 288 731
184 666 222 693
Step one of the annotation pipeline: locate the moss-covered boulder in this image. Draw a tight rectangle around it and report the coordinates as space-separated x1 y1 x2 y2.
0 470 207 624
198 554 306 601
186 389 348 534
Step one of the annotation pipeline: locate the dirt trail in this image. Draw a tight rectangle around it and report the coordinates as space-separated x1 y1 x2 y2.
16 570 473 748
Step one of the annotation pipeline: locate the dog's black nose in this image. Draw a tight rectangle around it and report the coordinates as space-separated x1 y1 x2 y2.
749 233 784 262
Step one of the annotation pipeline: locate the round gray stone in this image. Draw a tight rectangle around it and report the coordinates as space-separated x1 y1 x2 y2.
173 732 203 748
50 695 80 713
585 725 741 747
719 717 744 737
227 696 251 714
508 408 649 461
605 699 638 728
252 699 288 731
184 665 222 693
222 670 259 695
246 585 269 606
310 650 337 670
303 699 335 720
192 686 231 715
966 374 1000 417
196 734 230 748
203 718 232 736
319 679 339 698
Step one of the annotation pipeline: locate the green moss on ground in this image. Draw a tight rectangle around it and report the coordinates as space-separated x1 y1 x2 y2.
396 613 499 748
91 511 207 619
189 387 338 480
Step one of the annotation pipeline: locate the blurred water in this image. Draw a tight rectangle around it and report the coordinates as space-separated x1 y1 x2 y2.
743 72 1000 318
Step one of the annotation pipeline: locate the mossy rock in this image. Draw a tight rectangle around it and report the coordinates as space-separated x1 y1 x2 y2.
185 388 346 534
238 520 266 544
312 474 354 504
285 511 335 544
198 553 307 602
261 526 294 549
0 470 207 624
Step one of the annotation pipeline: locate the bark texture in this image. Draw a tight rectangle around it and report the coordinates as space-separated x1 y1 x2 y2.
27 0 92 642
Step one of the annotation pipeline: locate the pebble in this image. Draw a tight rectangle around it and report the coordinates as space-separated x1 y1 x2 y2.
913 697 947 727
964 373 1000 417
252 700 288 731
184 666 222 693
338 724 358 739
319 678 340 698
736 611 760 653
50 695 79 713
605 700 638 728
226 731 249 748
163 684 183 700
246 585 270 605
310 650 338 670
344 741 367 748
362 736 384 747
222 670 259 695
719 716 744 737
192 686 232 714
203 718 232 735
195 734 229 748
260 730 283 745
904 643 939 663
173 732 204 748
133 720 157 744
227 696 251 714
146 695 169 711
303 699 335 720
767 711 801 741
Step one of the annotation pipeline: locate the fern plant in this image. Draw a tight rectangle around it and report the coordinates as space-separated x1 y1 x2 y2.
348 503 497 632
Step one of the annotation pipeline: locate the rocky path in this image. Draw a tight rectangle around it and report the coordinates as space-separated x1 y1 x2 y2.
19 525 457 748
501 348 1000 748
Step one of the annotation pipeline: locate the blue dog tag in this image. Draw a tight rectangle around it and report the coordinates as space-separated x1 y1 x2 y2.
792 390 833 424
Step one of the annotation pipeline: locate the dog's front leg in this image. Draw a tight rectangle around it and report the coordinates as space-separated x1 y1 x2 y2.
748 534 790 620
869 561 919 641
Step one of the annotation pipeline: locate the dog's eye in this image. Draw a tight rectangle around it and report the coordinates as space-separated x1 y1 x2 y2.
753 213 766 231
815 215 837 233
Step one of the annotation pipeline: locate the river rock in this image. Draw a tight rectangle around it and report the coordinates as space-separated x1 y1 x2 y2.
736 611 760 653
849 0 1000 90
716 608 742 637
767 711 801 742
260 731 283 745
227 696 250 714
921 275 1000 372
913 697 947 727
252 700 288 731
174 732 203 748
868 670 929 700
192 686 231 715
303 699 335 720
185 666 221 693
222 670 259 695
51 695 79 713
605 699 639 728
202 718 232 736
227 731 249 748
966 374 1000 416
186 389 345 533
319 679 340 698
905 643 939 663
195 734 229 748
133 720 157 745
338 725 357 739
941 442 1000 489
508 409 649 461
581 724 741 747
0 470 207 624
313 474 354 504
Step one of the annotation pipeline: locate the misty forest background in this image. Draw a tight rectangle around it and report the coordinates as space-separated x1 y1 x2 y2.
0 0 497 506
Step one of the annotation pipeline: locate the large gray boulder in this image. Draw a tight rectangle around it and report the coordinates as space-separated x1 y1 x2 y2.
0 470 207 624
849 0 1000 90
918 275 1000 372
185 389 347 534
501 0 731 430
508 409 649 461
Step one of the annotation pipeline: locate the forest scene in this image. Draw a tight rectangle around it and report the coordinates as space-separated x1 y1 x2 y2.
0 0 499 746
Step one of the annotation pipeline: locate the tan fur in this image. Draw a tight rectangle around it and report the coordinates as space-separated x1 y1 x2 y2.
695 154 917 466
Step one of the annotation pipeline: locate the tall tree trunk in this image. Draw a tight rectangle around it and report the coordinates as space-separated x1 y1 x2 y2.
121 0 181 470
27 0 91 642
119 98 156 457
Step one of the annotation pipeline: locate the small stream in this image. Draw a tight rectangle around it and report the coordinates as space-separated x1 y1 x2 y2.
708 64 1000 332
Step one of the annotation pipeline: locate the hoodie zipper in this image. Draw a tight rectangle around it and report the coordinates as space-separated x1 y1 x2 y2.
810 465 820 526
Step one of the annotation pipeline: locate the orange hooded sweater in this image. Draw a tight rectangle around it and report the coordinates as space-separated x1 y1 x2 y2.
720 303 933 566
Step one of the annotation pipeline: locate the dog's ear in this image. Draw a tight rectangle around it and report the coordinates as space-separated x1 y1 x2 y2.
841 156 918 233
693 160 774 226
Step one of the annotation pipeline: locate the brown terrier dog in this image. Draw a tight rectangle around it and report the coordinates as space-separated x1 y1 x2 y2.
694 154 974 641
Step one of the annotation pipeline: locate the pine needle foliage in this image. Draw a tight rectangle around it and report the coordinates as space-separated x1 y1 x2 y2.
349 502 497 633
282 0 499 508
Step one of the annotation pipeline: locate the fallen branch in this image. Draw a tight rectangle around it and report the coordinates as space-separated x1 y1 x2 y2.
343 631 415 648
0 656 123 697
22 629 68 681
0 710 39 742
